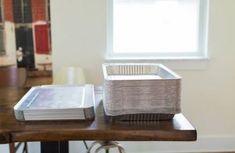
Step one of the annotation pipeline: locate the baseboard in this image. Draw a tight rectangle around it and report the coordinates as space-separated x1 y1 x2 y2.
122 135 235 153
26 135 235 153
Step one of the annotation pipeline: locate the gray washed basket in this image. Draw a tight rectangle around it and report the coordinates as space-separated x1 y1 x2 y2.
102 63 181 121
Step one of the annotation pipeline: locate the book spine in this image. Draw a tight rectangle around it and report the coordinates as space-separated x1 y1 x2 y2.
83 107 95 120
14 110 25 121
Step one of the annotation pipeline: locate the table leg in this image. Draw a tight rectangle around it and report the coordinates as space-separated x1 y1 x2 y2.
41 141 68 153
23 142 28 153
9 143 15 153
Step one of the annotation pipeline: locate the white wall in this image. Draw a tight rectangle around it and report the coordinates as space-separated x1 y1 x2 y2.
51 0 235 152
51 0 105 83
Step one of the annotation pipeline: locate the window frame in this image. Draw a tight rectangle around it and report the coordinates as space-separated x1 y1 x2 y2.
0 0 6 56
106 0 209 60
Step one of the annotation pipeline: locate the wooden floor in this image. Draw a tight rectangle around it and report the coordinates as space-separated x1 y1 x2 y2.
25 76 52 87
25 70 53 87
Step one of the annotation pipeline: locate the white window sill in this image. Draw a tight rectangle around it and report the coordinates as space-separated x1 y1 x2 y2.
105 56 209 70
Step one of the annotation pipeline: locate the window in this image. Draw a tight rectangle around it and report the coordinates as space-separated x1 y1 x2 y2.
13 0 32 23
106 0 208 59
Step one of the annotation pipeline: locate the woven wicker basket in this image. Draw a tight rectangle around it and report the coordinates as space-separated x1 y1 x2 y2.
102 63 181 121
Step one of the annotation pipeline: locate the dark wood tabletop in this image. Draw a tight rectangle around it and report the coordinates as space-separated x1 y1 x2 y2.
0 87 197 144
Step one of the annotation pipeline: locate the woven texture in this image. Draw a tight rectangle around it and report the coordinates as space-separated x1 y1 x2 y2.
103 63 181 117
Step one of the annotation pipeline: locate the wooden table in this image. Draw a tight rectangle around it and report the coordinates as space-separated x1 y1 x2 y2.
0 87 197 152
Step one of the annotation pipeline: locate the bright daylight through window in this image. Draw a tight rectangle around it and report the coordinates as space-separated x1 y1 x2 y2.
106 0 208 59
